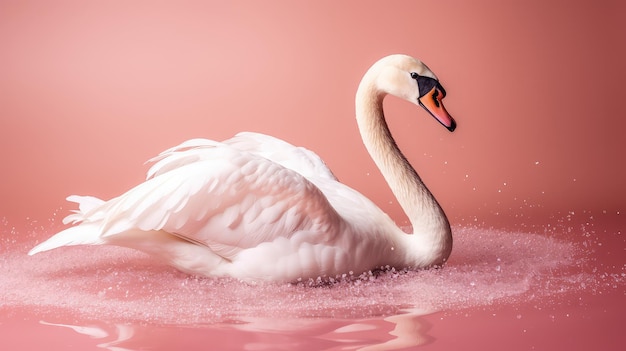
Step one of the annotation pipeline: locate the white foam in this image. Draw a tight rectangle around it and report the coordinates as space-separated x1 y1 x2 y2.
1 220 623 325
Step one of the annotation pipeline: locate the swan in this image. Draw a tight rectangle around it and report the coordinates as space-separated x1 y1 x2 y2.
29 54 457 283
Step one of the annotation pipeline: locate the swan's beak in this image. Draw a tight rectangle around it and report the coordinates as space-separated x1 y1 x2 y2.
418 87 456 132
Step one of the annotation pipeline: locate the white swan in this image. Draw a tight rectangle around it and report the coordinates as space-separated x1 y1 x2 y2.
29 54 457 283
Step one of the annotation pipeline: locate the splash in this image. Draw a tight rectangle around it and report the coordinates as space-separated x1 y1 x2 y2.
0 215 623 326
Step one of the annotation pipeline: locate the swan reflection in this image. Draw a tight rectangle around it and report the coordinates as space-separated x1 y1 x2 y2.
40 320 134 351
39 308 433 351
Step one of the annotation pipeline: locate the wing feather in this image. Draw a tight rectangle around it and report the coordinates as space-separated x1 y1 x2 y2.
225 132 337 180
76 143 341 261
146 132 337 181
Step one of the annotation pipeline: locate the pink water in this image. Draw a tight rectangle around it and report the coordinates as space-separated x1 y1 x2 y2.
1 212 623 350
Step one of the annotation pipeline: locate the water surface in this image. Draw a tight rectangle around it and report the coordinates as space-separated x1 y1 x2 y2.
1 212 623 350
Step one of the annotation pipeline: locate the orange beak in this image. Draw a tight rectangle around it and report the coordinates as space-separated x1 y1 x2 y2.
418 86 456 132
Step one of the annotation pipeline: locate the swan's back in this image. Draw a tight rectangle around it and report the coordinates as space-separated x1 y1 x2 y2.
30 137 401 281
148 132 336 181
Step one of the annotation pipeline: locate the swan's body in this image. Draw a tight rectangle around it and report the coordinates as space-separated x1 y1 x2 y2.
29 54 457 283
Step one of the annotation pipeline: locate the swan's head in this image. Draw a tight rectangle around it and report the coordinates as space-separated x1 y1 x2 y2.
369 54 456 132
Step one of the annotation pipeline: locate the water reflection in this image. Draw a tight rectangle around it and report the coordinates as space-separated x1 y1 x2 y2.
39 308 432 351
40 320 134 351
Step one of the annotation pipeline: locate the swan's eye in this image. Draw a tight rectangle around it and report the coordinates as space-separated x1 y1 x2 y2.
410 72 419 79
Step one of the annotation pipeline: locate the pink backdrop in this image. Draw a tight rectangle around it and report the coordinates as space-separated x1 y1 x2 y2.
1 1 624 229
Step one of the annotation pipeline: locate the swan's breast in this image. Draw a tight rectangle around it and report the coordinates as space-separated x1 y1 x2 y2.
216 229 352 281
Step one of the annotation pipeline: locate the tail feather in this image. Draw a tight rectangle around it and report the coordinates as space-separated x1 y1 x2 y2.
63 195 106 224
28 223 105 255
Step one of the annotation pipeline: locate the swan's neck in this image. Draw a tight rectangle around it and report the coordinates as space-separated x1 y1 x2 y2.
355 81 452 266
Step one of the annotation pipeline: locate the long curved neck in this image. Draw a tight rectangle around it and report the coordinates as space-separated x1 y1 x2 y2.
355 77 452 265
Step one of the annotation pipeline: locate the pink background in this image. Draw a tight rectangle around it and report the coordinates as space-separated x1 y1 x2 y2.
1 0 624 228
1 2 624 350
